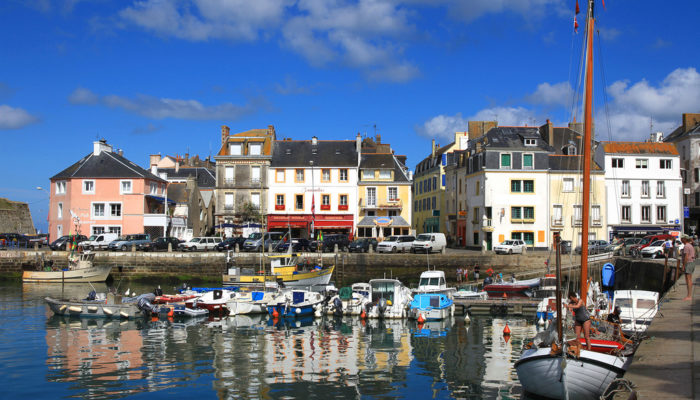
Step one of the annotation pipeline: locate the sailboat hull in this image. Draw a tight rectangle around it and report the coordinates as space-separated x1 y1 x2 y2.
515 347 631 400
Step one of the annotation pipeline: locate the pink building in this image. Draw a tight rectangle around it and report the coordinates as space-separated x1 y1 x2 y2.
48 140 169 239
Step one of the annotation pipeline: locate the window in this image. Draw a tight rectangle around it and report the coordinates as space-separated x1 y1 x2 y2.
275 169 285 183
339 194 348 206
93 203 105 217
523 180 534 193
523 154 533 168
641 180 650 197
695 168 699 183
432 177 437 190
591 205 601 224
379 170 392 179
110 204 121 217
388 187 398 201
229 143 242 155
475 181 480 195
92 226 105 234
108 226 121 235
322 169 330 182
563 178 574 192
656 205 666 222
57 225 62 238
660 159 672 169
641 205 651 223
612 158 624 168
657 181 665 198
635 159 648 169
362 170 374 180
524 138 537 146
500 153 511 168
225 193 234 210
120 180 132 194
511 180 521 193
523 232 534 245
251 193 260 208
432 196 436 209
295 169 305 183
251 166 261 184
511 207 522 220
339 169 348 182
621 180 630 197
55 181 66 194
321 194 330 206
83 180 95 194
295 194 304 210
621 205 631 222
552 205 563 225
150 183 157 194
276 194 285 206
249 143 262 155
225 166 235 183
523 207 534 220
367 187 376 206
57 203 63 219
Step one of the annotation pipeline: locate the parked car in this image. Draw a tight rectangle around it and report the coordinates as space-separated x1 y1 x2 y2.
215 236 247 252
309 234 350 253
628 234 674 257
139 237 182 252
376 235 415 253
27 234 49 247
575 240 609 255
276 238 312 252
560 240 572 254
640 239 683 258
494 240 526 255
48 235 88 251
79 233 119 250
178 237 222 252
411 233 447 253
108 234 152 251
348 238 378 253
242 232 285 252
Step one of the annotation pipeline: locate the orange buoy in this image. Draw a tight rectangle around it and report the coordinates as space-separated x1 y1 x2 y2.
272 308 279 318
417 313 425 324
504 334 511 344
502 292 507 299
167 307 174 317
151 316 158 322
360 310 366 319
503 323 511 335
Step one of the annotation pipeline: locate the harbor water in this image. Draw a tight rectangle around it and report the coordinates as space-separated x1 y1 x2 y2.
0 282 542 399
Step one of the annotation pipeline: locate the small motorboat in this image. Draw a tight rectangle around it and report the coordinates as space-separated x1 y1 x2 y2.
226 290 277 315
409 293 454 321
453 284 488 300
613 290 659 334
185 289 237 313
266 290 325 318
413 270 456 297
483 277 540 298
326 283 371 316
153 303 210 318
44 292 152 319
366 279 413 319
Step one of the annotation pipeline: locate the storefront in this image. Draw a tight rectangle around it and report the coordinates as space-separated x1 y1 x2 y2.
267 214 354 239
357 216 411 238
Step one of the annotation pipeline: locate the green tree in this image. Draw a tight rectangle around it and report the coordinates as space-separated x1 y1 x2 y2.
238 201 261 223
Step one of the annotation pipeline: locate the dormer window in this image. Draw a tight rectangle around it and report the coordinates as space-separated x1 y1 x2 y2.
249 143 262 155
229 143 242 155
524 138 537 146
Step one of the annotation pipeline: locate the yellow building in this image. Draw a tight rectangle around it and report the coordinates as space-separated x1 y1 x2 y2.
548 155 607 249
356 136 413 238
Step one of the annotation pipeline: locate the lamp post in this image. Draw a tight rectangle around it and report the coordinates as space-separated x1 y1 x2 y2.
310 160 315 240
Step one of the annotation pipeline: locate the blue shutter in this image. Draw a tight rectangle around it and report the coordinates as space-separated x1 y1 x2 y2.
441 174 445 187
441 154 447 166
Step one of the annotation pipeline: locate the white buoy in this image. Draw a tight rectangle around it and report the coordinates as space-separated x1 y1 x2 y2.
103 308 113 316
68 306 82 313
464 313 471 323
538 315 545 326
119 311 129 318
125 288 130 296
59 305 67 313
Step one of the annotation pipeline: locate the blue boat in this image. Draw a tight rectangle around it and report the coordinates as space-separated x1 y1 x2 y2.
266 290 324 318
408 293 454 321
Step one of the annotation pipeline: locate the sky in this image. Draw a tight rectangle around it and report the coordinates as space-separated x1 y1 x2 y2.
1 0 699 233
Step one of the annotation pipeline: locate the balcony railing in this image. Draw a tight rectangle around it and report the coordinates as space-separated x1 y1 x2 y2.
572 216 583 226
220 178 236 187
551 216 564 227
359 198 402 209
572 215 602 226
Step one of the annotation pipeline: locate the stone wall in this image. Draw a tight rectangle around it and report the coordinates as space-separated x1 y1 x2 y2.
0 198 36 235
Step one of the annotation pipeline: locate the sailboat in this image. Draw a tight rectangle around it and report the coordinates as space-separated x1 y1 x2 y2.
515 2 636 398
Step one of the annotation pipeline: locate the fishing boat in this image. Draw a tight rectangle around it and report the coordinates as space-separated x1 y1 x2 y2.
408 293 454 321
326 282 371 316
266 289 325 318
45 292 147 319
482 277 540 298
23 251 112 283
516 3 635 397
226 290 278 315
222 253 335 287
365 279 413 319
612 290 659 334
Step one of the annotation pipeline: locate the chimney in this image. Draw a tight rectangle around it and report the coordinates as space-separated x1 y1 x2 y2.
221 125 230 146
118 149 123 157
267 125 276 139
175 162 180 173
356 132 362 153
311 136 318 146
683 113 700 133
376 133 381 144
539 119 554 145
149 154 162 169
93 139 112 156
431 139 436 158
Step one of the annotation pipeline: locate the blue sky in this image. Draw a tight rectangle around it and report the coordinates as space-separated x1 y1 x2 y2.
1 0 699 233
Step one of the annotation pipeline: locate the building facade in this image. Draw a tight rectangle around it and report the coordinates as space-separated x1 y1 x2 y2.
664 113 700 235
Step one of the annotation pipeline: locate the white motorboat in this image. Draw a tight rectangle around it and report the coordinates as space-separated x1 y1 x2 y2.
23 251 112 283
366 279 413 319
453 284 488 300
45 292 150 319
613 290 659 334
412 270 456 298
408 293 454 321
226 290 278 315
326 282 371 316
185 289 237 313
266 289 325 318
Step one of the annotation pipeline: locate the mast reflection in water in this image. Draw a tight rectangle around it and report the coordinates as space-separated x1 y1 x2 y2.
4 283 541 399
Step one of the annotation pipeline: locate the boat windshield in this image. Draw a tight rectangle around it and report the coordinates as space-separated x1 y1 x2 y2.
419 277 440 287
248 233 262 240
616 298 633 308
637 299 656 309
371 282 395 303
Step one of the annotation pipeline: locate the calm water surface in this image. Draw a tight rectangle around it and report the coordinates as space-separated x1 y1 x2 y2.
0 282 540 399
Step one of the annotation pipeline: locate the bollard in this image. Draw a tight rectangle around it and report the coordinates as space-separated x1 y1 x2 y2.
34 242 39 251
235 243 240 253
168 242 172 252
368 245 374 254
131 244 136 253
334 243 339 253
268 244 273 253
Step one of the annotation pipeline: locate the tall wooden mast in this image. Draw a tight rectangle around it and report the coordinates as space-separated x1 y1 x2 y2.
580 0 595 303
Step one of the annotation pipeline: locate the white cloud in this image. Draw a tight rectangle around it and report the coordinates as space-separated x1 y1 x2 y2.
438 0 568 23
526 81 572 106
416 113 468 141
68 87 99 104
0 105 40 130
275 76 313 95
416 106 536 141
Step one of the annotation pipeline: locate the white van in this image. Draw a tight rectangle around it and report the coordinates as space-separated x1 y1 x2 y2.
376 235 415 253
79 233 119 250
411 233 447 254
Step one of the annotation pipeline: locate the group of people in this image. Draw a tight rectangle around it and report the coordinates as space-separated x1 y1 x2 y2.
456 265 482 283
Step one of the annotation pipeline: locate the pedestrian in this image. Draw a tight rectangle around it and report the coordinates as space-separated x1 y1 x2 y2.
474 265 480 281
663 237 673 259
456 268 462 283
464 267 469 282
606 306 623 340
681 236 695 301
566 292 592 350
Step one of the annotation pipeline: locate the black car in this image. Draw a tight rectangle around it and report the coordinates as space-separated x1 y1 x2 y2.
215 236 247 252
309 234 350 252
139 237 181 252
275 238 311 252
48 235 88 251
348 238 378 253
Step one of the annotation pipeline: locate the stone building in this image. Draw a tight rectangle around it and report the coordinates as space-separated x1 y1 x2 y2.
664 113 700 235
0 198 36 235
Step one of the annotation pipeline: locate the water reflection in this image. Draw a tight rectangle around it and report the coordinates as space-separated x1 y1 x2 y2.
34 286 539 399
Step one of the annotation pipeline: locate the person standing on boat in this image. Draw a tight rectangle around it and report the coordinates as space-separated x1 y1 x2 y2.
456 268 463 283
566 293 592 350
681 236 695 301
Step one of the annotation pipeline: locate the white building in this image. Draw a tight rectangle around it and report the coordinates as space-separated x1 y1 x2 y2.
266 136 360 239
594 141 683 238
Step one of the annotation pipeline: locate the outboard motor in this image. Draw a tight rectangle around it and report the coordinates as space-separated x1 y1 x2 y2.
333 297 343 317
377 298 387 318
154 286 163 296
84 290 97 301
137 296 156 314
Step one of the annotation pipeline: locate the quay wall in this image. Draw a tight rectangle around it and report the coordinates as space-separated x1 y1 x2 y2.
0 250 565 284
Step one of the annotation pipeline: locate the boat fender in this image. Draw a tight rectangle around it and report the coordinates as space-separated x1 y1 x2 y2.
59 305 67 313
417 313 425 324
68 306 82 313
103 308 113 316
503 323 511 335
87 306 98 313
538 316 545 326
464 313 471 323
119 311 129 318
295 308 301 314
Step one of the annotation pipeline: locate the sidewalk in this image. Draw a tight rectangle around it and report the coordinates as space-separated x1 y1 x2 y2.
614 269 698 399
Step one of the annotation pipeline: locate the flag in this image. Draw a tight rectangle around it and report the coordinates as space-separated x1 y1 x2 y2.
574 16 579 32
319 231 323 241
602 0 606 10
575 0 580 14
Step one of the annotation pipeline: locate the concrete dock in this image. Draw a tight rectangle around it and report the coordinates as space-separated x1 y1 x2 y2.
613 269 698 399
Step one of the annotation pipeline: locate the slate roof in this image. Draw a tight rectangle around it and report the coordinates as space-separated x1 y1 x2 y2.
51 150 165 182
357 216 410 227
665 122 700 141
416 142 453 171
158 167 216 188
548 155 602 171
271 140 358 167
360 153 410 182
600 142 679 155
481 127 554 151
